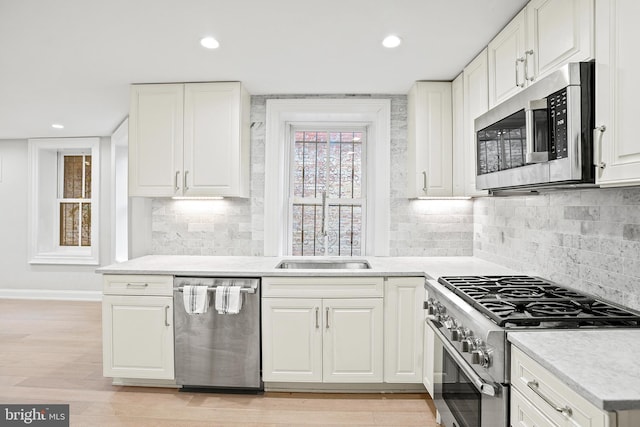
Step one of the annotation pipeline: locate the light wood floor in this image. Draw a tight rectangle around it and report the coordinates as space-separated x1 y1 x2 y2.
0 299 438 426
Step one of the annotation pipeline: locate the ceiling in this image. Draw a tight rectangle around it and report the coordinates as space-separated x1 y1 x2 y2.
0 0 527 140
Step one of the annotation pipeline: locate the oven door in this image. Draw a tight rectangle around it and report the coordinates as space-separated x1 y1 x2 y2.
426 319 508 427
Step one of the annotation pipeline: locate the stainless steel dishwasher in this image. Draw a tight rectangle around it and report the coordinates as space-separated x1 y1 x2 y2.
173 277 261 391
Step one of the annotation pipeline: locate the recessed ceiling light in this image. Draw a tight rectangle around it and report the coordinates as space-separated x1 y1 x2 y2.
200 36 220 49
382 35 402 48
51 123 64 129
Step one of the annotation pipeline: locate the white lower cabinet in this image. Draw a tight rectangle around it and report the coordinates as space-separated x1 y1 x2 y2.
102 295 174 380
262 297 383 383
511 345 617 427
262 277 384 383
384 277 424 383
261 298 323 382
102 274 174 380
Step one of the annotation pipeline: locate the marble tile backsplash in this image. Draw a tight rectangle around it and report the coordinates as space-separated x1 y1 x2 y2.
474 187 640 311
150 94 474 257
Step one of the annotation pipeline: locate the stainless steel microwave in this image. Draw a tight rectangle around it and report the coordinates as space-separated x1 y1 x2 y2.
474 62 595 191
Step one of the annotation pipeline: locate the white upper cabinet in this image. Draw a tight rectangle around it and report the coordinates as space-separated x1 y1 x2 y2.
526 0 594 81
463 49 489 197
488 10 527 107
129 82 250 198
451 73 466 197
407 82 453 198
129 84 184 197
488 0 594 108
595 0 640 187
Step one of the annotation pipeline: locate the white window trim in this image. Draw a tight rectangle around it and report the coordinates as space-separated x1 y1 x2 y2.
28 137 100 265
264 98 390 256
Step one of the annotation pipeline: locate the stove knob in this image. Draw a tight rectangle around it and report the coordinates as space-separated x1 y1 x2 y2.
481 349 493 368
471 345 492 368
460 332 475 352
426 298 436 315
451 328 461 341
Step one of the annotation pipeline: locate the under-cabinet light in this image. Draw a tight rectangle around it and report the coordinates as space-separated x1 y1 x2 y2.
416 196 472 200
51 123 64 129
171 196 224 200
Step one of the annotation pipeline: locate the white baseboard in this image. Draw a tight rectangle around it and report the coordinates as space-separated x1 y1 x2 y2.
0 289 102 301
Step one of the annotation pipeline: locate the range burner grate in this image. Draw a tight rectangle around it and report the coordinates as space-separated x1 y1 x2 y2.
438 275 640 328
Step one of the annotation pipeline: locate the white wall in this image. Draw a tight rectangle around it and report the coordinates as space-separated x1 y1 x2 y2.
0 138 111 298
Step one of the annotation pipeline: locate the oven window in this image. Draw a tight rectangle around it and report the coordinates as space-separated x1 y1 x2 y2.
442 349 481 427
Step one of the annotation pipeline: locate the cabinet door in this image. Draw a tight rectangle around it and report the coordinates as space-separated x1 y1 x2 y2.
452 73 466 196
262 298 323 382
526 0 594 83
183 82 249 197
384 277 423 383
595 0 640 187
102 295 174 379
463 49 489 197
129 84 184 197
323 299 383 383
407 82 453 198
488 9 527 107
511 387 556 427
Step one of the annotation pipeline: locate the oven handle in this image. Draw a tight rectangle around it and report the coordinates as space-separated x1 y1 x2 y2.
426 319 498 397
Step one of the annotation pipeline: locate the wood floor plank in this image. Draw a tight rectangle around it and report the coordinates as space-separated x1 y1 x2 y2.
0 299 438 426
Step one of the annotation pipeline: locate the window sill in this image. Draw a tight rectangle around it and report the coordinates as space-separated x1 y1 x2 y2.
29 253 99 266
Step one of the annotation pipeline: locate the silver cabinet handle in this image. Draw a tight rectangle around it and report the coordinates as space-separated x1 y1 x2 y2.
126 283 149 288
515 57 526 88
164 305 170 327
527 380 572 417
422 171 428 193
594 125 607 172
325 307 330 329
184 170 189 191
524 50 535 82
315 307 319 329
175 171 180 192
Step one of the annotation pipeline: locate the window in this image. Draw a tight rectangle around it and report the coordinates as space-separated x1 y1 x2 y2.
264 98 391 256
59 154 92 247
28 138 100 265
290 128 365 256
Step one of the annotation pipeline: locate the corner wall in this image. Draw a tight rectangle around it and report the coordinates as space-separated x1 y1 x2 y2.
474 187 640 310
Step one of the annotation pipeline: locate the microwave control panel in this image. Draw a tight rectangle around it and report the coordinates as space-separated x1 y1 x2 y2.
548 89 568 160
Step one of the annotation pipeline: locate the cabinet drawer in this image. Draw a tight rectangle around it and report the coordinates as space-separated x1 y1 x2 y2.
511 345 612 427
262 277 384 298
103 274 173 296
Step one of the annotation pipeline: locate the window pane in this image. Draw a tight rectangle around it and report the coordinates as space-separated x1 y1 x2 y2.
293 204 323 256
63 156 84 198
81 203 91 246
60 203 79 246
290 129 365 257
326 205 362 256
84 156 92 198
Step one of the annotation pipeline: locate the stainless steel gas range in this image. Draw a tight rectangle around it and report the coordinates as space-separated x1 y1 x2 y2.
424 275 640 427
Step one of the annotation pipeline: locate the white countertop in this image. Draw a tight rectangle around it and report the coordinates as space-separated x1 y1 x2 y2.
508 330 640 411
96 255 516 278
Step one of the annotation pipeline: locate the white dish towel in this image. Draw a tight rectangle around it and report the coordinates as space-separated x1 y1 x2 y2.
215 285 243 314
183 285 209 315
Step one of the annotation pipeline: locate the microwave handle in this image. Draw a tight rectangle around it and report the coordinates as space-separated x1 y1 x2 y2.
525 98 550 164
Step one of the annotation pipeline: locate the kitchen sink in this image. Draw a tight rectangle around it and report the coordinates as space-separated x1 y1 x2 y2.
276 260 371 270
